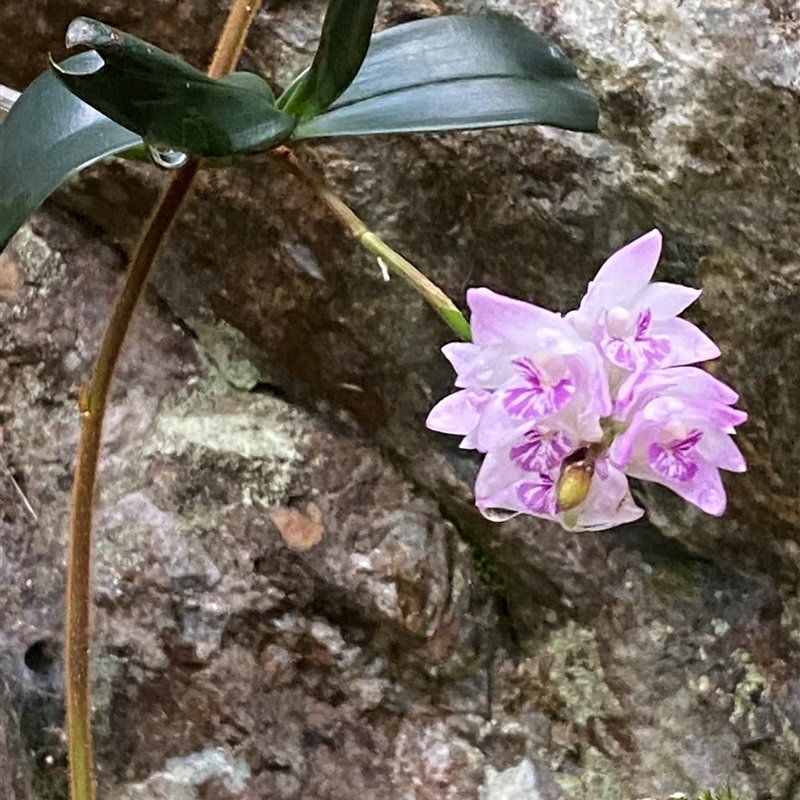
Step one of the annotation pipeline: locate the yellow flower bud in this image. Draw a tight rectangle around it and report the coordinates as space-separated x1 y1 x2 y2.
556 460 594 512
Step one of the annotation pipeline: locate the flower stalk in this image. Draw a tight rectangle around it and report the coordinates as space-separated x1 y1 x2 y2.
272 148 471 342
64 2 262 798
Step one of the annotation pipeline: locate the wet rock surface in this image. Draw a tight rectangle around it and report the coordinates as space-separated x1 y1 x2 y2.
1 0 800 798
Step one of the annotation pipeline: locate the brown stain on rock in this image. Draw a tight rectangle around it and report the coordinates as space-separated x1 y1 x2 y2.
270 502 324 550
0 252 21 301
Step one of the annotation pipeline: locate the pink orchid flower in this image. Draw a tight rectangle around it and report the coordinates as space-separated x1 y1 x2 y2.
427 230 747 531
565 230 720 372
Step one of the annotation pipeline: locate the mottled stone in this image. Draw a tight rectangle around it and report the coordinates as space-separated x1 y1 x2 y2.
480 758 543 800
109 747 250 799
2 0 800 797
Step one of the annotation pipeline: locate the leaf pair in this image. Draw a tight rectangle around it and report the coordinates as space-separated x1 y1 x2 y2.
0 5 600 251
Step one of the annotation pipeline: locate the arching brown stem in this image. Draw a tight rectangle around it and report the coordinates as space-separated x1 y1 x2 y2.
64 2 263 797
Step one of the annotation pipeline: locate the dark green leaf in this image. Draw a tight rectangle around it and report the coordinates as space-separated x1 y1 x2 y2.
277 0 380 120
0 52 141 252
54 17 295 157
292 13 599 139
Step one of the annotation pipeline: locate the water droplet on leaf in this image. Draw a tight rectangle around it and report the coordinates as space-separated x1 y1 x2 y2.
147 145 189 169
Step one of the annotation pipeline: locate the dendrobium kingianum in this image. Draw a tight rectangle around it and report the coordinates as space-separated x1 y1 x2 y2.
426 230 747 531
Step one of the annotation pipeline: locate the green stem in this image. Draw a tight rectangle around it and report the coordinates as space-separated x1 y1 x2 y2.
273 148 471 342
64 2 263 798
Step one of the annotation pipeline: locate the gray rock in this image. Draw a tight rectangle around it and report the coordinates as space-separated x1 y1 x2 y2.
480 758 541 800
1 0 799 798
110 746 250 799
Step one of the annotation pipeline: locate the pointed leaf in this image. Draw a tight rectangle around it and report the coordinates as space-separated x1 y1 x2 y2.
277 0 380 120
54 17 295 157
0 52 141 252
292 13 599 139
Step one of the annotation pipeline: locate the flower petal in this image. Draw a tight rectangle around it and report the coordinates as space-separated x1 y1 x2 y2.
651 318 721 366
614 366 740 421
565 465 644 531
441 342 478 380
697 427 747 473
467 287 563 348
475 392 535 451
627 455 728 516
426 389 488 443
475 447 558 520
569 230 663 335
638 282 702 319
441 342 512 389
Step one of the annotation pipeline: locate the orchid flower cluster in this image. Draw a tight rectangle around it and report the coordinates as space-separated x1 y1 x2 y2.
426 230 747 531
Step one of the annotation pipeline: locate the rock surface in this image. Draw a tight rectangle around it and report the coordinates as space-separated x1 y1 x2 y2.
1 0 799 798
